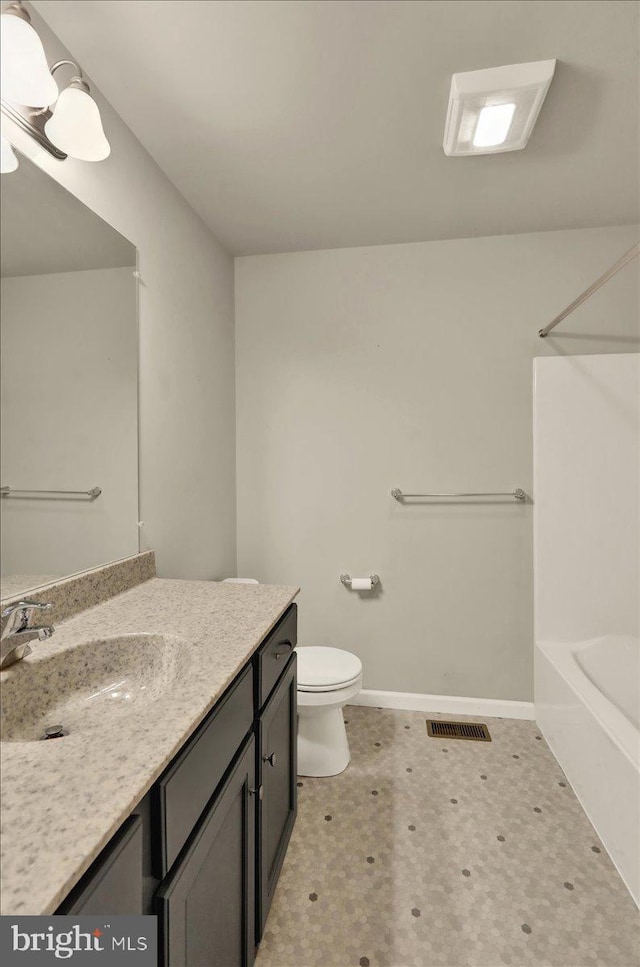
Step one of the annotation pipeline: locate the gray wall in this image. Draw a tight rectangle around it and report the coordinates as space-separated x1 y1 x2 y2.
235 225 640 701
4 7 237 582
533 354 639 645
1 268 138 581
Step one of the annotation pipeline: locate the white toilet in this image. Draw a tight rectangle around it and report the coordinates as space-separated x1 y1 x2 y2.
296 646 363 777
223 581 362 777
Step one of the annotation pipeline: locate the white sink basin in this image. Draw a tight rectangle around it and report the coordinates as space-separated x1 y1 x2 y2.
0 634 189 742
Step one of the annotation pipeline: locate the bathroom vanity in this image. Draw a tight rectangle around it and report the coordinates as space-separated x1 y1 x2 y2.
0 561 299 967
59 604 297 965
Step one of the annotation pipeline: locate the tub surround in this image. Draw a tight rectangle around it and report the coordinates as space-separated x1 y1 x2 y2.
0 574 299 916
534 354 640 907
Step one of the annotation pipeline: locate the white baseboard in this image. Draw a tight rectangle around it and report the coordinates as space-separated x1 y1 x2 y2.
349 688 535 721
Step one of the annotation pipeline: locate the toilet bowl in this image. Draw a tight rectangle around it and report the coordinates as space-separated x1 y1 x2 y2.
296 646 362 777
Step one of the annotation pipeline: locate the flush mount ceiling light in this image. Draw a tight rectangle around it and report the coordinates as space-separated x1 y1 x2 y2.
443 59 556 157
0 0 58 107
44 61 110 161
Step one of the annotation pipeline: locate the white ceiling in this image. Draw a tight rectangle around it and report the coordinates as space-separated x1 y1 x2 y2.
1 148 135 277
33 0 639 256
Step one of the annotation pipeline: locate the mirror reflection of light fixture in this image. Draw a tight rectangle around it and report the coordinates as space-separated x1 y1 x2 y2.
44 61 110 161
0 0 58 108
1 135 19 173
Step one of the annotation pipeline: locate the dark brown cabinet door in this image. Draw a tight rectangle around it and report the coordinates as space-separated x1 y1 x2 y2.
156 735 256 967
257 654 297 941
57 815 143 915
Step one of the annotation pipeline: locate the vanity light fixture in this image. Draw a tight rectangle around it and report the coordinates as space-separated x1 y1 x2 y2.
443 59 556 156
0 0 58 108
44 61 110 161
1 134 19 172
0 3 110 164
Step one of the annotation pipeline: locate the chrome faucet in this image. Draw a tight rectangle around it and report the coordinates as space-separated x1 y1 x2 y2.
0 600 54 669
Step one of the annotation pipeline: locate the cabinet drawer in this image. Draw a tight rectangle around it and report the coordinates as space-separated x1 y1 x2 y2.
256 605 297 709
57 815 143 915
155 664 254 876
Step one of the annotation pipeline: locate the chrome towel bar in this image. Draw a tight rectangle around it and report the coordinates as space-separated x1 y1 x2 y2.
1 485 102 499
391 488 526 501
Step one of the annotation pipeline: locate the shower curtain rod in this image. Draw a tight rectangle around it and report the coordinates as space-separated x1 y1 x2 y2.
538 242 640 338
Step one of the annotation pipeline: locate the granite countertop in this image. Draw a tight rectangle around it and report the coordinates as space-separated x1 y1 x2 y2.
0 577 298 916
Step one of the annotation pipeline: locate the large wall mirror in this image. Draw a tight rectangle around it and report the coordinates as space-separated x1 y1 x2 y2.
0 147 139 601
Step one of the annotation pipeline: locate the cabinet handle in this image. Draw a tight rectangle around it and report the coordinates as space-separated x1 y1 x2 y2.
262 752 277 767
249 785 263 801
274 640 293 660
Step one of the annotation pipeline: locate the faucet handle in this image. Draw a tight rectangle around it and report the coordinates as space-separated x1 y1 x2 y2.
1 600 52 638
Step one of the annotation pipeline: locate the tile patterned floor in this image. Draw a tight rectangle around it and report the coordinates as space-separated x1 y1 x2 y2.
256 706 640 967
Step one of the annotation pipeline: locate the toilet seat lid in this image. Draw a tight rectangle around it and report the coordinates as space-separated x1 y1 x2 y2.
296 646 362 691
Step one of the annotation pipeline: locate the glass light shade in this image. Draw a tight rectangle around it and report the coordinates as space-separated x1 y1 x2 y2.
44 86 110 161
0 12 58 108
472 103 516 148
1 136 19 173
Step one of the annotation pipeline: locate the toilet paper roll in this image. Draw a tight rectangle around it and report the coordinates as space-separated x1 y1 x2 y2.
351 577 373 591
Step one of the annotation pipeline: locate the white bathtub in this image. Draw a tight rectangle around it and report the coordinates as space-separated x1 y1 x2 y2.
536 635 640 906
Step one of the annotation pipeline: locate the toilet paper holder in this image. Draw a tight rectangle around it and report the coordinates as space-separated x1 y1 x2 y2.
340 573 380 590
